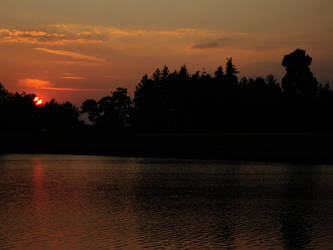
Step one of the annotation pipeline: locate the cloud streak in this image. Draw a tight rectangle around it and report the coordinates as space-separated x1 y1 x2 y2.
0 28 103 45
39 87 95 92
34 48 108 64
0 25 249 51
192 40 225 49
62 76 85 80
191 33 248 50
0 29 65 43
18 78 53 89
18 78 101 92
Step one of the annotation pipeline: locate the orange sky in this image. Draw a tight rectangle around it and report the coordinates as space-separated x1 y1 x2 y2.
0 0 332 105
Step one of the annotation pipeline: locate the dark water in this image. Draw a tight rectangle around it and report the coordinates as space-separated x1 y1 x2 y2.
0 154 333 249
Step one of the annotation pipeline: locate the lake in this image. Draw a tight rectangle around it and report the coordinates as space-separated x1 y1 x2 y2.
0 154 333 249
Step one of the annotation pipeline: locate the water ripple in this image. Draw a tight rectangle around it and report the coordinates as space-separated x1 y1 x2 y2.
1 155 333 249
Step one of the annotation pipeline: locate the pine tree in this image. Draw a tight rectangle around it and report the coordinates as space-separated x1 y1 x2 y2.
225 58 239 85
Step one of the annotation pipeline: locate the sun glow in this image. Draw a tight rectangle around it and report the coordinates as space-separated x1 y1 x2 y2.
34 96 43 106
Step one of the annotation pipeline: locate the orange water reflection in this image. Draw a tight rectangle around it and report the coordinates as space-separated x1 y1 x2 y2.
32 158 52 223
0 155 333 249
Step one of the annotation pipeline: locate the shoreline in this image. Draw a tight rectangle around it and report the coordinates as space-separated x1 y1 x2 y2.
2 133 333 164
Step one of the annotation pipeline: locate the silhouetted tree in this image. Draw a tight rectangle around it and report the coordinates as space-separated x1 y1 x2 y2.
40 99 80 130
161 65 170 79
0 83 8 102
134 73 166 129
282 49 318 98
81 99 100 125
225 58 239 86
99 88 132 128
81 88 132 129
214 66 224 80
0 83 9 127
61 102 80 128
1 48 332 133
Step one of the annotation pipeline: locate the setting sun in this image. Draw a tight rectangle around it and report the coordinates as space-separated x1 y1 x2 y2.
34 96 43 106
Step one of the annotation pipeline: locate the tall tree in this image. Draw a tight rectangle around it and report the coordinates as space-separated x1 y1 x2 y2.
214 66 224 80
225 58 239 86
282 49 318 98
81 99 100 125
98 88 132 128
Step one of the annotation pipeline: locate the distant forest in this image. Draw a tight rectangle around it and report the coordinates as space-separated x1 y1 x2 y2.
1 49 332 133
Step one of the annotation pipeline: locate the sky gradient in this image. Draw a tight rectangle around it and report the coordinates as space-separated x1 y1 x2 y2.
0 0 332 104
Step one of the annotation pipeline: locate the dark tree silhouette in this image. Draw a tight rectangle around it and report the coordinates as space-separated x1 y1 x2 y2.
0 83 8 101
214 66 224 80
133 73 166 129
0 85 81 132
81 88 132 129
99 88 132 128
1 49 332 133
282 49 318 98
39 99 80 131
225 58 239 86
81 99 100 125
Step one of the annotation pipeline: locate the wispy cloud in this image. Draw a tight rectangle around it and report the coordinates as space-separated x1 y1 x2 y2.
0 25 251 53
191 34 248 50
18 78 53 89
0 28 103 45
0 29 64 44
34 48 108 64
51 24 191 39
0 25 324 55
62 76 85 80
54 25 230 41
192 40 225 49
39 87 95 92
18 78 101 92
62 73 85 80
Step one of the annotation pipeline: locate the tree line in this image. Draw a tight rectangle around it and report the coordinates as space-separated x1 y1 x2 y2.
1 49 332 133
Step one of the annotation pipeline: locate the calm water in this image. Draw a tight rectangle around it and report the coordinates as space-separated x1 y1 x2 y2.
0 154 333 249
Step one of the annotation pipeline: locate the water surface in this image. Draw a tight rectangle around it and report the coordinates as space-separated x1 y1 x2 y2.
0 154 333 249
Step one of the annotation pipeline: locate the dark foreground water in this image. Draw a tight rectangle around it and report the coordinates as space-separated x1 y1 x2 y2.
0 154 333 249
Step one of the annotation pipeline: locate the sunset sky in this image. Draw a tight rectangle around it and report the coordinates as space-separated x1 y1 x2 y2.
0 0 332 104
